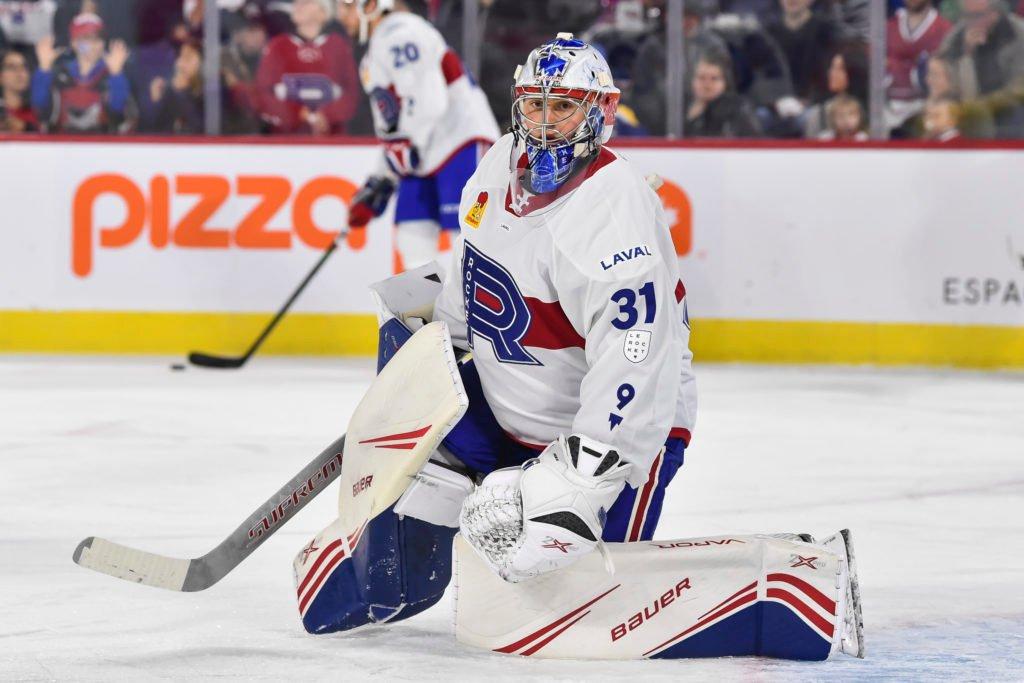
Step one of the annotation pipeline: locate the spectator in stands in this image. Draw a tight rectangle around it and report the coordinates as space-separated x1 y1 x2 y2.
708 12 795 123
31 13 129 132
804 43 867 136
448 0 599 131
895 54 1000 136
255 0 359 135
182 0 253 42
926 52 957 97
922 94 962 138
221 14 265 134
52 0 137 47
825 0 871 41
633 0 730 134
145 40 203 133
764 0 836 106
685 49 762 136
940 0 1024 135
126 15 182 133
1 47 37 130
584 0 649 87
719 0 776 17
817 92 867 138
241 0 299 37
886 0 952 131
0 0 56 62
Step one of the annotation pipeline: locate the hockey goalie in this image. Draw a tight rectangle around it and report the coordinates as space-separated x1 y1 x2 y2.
293 33 864 661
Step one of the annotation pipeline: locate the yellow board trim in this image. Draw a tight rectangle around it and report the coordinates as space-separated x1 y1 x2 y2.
691 319 1024 368
1 311 1023 368
0 310 378 356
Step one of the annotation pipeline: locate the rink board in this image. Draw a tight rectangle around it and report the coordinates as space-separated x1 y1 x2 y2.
1 138 1022 367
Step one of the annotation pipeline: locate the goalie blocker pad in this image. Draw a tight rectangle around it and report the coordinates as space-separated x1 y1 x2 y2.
454 532 860 661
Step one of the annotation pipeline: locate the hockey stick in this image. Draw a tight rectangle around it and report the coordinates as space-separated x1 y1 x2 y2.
74 322 467 593
188 234 345 369
73 433 348 591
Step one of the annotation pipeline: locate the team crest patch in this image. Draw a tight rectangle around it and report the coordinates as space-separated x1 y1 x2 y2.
465 192 488 228
623 330 651 363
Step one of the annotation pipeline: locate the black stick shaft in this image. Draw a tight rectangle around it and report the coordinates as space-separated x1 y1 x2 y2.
189 237 343 368
239 239 340 360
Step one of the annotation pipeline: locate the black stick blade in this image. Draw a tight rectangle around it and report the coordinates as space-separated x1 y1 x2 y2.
188 352 247 369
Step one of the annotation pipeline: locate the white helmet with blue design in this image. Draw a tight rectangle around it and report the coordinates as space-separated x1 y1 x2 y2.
511 33 620 194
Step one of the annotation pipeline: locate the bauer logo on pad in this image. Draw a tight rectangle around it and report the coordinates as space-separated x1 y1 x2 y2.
623 330 651 363
465 192 488 228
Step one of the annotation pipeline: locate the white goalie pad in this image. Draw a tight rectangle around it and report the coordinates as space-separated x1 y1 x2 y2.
335 321 468 536
454 532 856 660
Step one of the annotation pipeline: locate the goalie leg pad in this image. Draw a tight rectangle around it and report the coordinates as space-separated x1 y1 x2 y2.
295 508 457 634
454 532 860 661
295 321 467 634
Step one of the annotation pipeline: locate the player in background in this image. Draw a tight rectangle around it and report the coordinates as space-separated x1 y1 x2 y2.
437 35 697 581
336 0 500 271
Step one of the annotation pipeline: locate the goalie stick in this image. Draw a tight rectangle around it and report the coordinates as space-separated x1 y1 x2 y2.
74 321 468 593
73 433 348 591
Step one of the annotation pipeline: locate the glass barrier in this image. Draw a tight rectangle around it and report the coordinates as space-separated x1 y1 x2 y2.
3 0 1023 140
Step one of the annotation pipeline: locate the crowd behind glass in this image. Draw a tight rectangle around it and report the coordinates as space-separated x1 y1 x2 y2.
1 0 1021 140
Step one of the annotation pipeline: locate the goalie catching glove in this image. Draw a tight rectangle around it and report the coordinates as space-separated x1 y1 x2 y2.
459 434 632 583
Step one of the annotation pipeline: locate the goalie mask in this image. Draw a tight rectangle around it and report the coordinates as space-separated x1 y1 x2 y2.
511 34 620 195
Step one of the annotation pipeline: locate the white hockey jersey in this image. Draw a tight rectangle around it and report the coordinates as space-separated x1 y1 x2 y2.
434 134 697 487
359 11 499 176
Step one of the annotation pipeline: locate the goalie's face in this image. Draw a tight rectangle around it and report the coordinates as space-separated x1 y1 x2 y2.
515 95 589 147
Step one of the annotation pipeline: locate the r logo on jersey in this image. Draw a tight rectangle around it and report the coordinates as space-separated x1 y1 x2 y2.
623 330 651 363
462 241 541 365
464 192 488 228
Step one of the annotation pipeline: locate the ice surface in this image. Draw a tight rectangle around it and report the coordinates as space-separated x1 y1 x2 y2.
2 356 1023 681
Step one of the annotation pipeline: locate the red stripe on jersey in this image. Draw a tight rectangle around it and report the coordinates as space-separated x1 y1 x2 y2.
675 279 686 303
441 49 465 84
628 453 662 541
521 297 585 350
503 430 547 451
669 427 691 445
